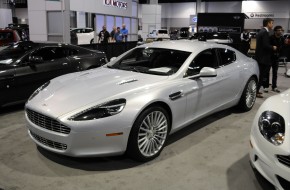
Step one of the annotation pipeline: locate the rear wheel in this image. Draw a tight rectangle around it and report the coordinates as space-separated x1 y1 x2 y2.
127 106 170 162
238 77 257 111
90 39 94 44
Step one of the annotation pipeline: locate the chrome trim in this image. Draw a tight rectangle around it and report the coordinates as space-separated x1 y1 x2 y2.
169 91 184 100
26 109 71 134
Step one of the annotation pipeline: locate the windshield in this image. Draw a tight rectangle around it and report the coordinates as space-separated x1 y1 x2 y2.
0 42 35 64
108 48 191 76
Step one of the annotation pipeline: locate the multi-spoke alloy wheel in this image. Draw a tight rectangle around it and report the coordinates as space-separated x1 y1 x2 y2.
245 79 257 108
138 111 168 157
238 77 257 111
127 106 170 162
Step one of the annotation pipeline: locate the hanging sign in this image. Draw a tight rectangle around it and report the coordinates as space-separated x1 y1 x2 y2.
103 0 127 10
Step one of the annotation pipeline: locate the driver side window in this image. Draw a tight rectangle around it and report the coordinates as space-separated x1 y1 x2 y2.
185 49 218 77
32 47 66 62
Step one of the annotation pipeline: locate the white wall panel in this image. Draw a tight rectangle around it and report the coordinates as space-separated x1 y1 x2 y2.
30 34 47 41
205 1 242 13
70 0 85 11
15 8 28 19
46 1 62 10
84 0 96 13
242 1 289 13
142 15 157 24
161 3 196 18
28 11 47 35
27 0 45 11
132 1 138 18
77 11 86 28
0 9 12 28
70 0 132 17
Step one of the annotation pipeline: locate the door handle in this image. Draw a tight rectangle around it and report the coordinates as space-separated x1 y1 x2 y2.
169 91 184 100
62 63 68 65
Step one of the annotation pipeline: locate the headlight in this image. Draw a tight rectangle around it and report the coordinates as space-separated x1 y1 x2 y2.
258 111 285 145
69 99 126 121
28 81 50 101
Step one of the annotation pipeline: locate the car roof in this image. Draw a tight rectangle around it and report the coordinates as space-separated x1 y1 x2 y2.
138 40 232 52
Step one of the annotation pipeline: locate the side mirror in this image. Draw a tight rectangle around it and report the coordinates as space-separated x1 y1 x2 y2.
189 67 217 79
29 56 43 64
199 67 217 77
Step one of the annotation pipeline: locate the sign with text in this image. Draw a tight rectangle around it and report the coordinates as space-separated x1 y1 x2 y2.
103 0 127 10
245 12 288 19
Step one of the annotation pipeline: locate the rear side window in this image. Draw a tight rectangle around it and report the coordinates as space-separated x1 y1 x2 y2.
217 48 236 66
32 47 67 61
0 32 13 40
158 30 168 34
85 29 93 33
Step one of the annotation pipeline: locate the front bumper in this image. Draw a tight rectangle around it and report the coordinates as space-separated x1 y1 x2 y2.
25 111 131 157
250 135 290 190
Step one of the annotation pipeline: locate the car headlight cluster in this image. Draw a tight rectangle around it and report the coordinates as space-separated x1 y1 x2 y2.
258 111 285 146
28 81 50 101
69 99 126 121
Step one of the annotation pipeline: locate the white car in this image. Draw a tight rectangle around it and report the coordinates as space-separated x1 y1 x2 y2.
70 28 94 45
25 40 259 161
250 89 290 190
190 32 233 44
147 29 170 40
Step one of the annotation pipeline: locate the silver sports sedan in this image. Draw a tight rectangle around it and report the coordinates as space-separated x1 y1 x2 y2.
25 40 259 161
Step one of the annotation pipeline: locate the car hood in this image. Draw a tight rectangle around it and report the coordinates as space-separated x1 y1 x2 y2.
28 67 168 117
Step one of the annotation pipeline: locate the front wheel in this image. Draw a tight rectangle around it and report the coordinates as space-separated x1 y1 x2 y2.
127 106 170 162
238 77 257 111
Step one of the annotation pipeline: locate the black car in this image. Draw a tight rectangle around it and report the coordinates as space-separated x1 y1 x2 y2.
0 41 107 107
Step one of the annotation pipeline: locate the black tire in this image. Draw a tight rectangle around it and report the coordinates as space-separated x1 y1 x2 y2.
127 106 170 162
90 39 94 44
238 77 257 111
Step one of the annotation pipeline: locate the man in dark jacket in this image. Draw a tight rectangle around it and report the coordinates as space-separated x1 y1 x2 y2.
255 18 277 98
98 25 110 44
269 25 285 93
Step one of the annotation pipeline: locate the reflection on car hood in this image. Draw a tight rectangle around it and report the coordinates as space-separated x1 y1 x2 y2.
29 67 168 117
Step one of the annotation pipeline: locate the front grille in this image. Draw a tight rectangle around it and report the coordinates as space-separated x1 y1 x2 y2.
26 109 70 134
30 131 67 150
276 175 290 190
277 155 290 167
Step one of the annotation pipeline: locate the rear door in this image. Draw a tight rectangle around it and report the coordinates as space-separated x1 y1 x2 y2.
216 48 242 102
12 46 71 101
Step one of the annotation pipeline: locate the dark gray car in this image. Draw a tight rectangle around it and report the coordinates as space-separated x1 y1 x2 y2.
0 41 107 107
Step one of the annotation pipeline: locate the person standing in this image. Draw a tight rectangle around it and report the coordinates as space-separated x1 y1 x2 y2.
269 25 285 93
240 29 250 55
98 25 110 44
255 18 277 98
110 26 116 43
120 24 128 42
114 27 123 43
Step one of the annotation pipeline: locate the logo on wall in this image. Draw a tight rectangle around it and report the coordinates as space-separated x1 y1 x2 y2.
247 12 275 18
104 0 127 9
